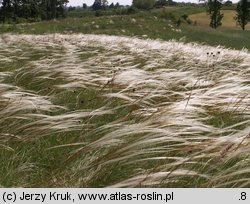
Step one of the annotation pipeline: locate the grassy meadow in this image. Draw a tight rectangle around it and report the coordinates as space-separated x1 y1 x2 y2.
0 7 250 50
0 6 250 187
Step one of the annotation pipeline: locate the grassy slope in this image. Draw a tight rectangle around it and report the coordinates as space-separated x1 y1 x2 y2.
0 7 249 50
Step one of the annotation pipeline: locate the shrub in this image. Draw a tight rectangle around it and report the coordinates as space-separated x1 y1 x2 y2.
132 0 155 10
127 6 138 14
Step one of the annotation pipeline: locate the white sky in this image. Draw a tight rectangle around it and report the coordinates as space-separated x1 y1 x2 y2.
68 0 239 6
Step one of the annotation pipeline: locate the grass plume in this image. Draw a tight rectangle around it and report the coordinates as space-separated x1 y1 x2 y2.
0 34 249 187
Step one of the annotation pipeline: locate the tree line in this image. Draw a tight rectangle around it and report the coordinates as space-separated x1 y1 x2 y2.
1 0 249 31
0 0 69 23
131 0 250 30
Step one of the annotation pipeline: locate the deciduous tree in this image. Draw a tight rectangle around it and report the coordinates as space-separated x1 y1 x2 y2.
207 0 224 29
0 0 69 22
92 0 108 10
132 0 155 10
234 0 250 30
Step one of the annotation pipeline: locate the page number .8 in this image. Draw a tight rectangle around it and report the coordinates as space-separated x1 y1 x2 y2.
240 192 246 201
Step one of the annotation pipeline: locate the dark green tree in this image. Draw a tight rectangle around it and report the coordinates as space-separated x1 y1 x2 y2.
114 2 120 8
12 0 20 20
19 0 40 19
40 0 68 20
92 0 101 10
155 0 167 7
1 0 12 22
57 0 68 18
82 3 87 9
234 0 250 30
0 0 68 22
109 2 114 9
92 0 108 10
132 0 155 10
207 0 224 29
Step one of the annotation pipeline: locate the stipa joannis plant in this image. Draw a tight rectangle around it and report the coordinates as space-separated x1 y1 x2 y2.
0 34 249 187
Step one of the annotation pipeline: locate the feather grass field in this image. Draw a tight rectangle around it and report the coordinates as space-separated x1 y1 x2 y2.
0 34 249 187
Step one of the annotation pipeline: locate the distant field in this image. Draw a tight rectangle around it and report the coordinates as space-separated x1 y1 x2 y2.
190 10 250 30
